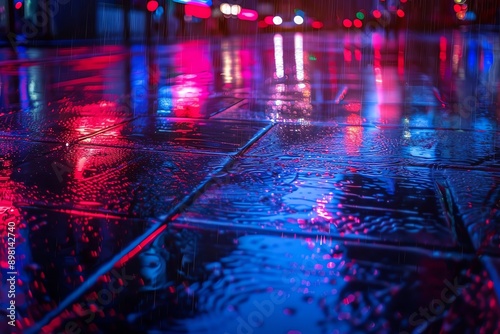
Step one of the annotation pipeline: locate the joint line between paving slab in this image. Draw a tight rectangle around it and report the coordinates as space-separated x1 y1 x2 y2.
25 121 275 333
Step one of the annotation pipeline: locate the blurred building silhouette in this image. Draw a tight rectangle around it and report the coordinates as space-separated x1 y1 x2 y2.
0 0 498 44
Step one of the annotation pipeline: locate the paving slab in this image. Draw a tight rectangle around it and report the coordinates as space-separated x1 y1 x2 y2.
0 101 135 143
0 29 499 334
0 205 158 333
444 169 500 256
24 225 499 334
10 145 228 219
84 117 271 154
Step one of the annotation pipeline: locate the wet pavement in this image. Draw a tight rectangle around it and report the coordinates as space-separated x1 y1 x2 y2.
0 29 499 334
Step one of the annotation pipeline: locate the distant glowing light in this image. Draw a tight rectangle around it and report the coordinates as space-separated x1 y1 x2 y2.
172 0 212 4
154 6 164 17
456 11 466 20
295 9 305 17
264 16 274 25
185 4 211 19
15 2 22 10
465 11 476 20
220 3 231 15
147 1 159 12
400 0 407 3
373 10 382 19
453 4 462 12
294 15 304 25
454 0 466 3
343 19 352 28
238 8 258 21
353 19 363 28
230 4 241 16
273 16 283 25
396 9 405 18
311 21 324 29
356 12 365 20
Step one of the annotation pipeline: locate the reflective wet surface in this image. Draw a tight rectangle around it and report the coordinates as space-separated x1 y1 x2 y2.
0 30 499 333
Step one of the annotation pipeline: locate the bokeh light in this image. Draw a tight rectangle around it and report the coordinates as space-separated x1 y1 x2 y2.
273 16 283 25
146 1 159 12
220 3 231 15
294 15 304 25
311 21 324 29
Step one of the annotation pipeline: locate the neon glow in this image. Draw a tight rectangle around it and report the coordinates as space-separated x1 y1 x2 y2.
344 49 352 62
264 16 274 25
231 5 241 16
147 1 159 12
294 15 304 25
439 36 447 61
238 8 258 21
185 3 211 19
173 0 212 5
312 21 324 29
316 195 334 221
273 16 283 25
220 3 231 15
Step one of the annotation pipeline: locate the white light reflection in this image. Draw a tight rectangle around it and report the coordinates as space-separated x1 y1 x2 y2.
294 33 304 82
275 83 285 93
274 34 284 79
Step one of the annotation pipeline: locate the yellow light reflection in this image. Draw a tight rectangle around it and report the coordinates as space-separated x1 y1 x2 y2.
222 40 233 84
